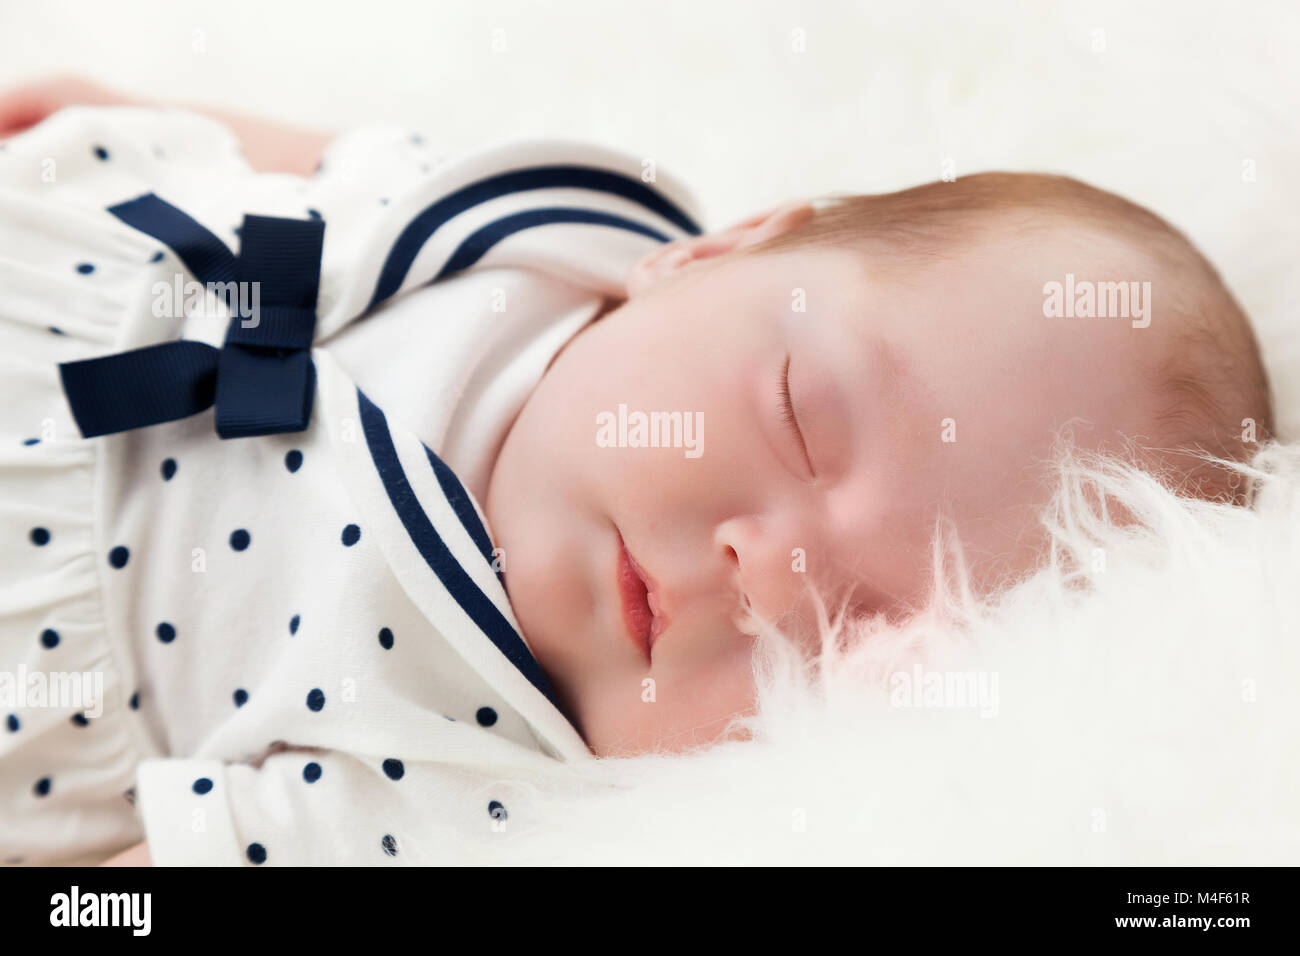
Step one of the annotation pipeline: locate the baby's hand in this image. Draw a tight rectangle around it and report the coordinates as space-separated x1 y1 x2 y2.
100 841 152 866
0 75 133 139
0 74 332 175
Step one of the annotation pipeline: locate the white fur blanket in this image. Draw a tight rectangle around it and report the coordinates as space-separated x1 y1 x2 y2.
471 447 1300 865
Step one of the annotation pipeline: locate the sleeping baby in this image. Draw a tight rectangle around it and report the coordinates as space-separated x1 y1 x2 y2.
0 79 1271 865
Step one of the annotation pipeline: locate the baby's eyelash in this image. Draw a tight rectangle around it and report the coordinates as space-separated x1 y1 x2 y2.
779 355 815 477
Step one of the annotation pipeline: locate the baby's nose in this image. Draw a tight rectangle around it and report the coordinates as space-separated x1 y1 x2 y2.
714 515 820 636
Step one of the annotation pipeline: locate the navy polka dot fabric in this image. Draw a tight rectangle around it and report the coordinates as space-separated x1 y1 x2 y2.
0 115 659 865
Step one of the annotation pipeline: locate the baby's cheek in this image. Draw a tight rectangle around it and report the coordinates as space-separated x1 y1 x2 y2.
581 645 757 756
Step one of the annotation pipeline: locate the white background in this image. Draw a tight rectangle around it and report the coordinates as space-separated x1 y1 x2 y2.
3 0 1297 428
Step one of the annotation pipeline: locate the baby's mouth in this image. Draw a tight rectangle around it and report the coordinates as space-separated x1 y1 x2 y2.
615 531 664 661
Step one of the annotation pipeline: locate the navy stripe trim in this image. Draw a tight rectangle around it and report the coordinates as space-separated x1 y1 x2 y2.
436 207 671 280
423 446 501 583
357 389 559 707
109 194 237 285
369 165 701 309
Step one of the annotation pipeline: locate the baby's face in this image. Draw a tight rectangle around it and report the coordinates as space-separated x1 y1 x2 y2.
486 218 1164 756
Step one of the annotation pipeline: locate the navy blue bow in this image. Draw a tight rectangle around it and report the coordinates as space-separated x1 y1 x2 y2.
60 196 325 439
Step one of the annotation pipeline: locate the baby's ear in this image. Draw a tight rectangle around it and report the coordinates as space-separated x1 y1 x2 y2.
625 201 814 297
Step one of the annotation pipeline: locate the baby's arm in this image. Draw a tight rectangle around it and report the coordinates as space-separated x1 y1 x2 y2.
0 75 332 175
100 841 152 866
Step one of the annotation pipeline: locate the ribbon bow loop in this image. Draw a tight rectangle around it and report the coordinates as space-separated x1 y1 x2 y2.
59 201 325 440
215 214 324 438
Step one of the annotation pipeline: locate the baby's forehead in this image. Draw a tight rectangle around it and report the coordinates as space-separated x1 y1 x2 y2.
752 211 1150 301
724 216 1182 374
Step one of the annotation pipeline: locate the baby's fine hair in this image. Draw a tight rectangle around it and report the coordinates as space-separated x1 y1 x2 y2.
749 172 1274 500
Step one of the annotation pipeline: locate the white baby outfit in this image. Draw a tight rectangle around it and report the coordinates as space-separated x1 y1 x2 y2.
0 107 703 864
